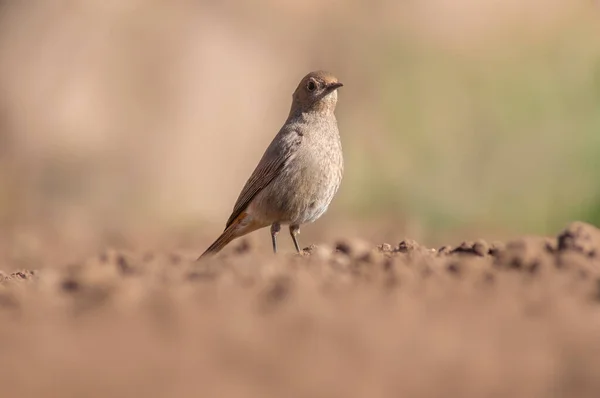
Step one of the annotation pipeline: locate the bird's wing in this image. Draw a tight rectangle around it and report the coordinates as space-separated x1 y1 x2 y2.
225 132 298 228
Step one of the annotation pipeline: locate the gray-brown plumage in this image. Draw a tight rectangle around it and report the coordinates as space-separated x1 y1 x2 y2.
198 70 344 259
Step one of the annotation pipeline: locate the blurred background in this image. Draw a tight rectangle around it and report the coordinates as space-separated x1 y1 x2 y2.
0 0 599 264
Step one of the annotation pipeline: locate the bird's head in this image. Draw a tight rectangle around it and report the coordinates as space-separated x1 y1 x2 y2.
290 70 343 115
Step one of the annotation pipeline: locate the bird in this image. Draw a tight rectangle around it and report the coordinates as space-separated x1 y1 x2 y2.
198 70 344 259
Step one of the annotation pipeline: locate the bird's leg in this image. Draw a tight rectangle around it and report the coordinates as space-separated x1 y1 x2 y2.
270 223 281 253
289 224 301 253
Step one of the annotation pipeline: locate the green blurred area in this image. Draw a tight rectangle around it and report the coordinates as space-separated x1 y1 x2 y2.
341 18 600 238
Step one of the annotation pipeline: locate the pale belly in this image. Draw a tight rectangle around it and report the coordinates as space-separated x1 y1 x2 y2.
250 152 343 226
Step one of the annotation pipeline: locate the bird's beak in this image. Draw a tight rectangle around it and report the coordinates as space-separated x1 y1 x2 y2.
327 82 344 90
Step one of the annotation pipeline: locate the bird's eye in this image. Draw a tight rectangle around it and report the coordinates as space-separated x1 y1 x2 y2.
307 80 317 92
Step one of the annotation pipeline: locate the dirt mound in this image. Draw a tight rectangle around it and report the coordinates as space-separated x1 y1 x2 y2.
1 221 600 398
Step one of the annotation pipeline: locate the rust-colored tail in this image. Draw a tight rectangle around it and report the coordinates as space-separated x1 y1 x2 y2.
198 225 239 260
197 213 254 260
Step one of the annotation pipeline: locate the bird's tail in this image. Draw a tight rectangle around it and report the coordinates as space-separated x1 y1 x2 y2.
197 213 253 260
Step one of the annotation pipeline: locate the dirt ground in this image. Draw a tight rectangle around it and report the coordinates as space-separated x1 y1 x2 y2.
2 221 600 398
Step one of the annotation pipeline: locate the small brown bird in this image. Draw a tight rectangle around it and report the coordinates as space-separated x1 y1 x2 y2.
198 70 344 259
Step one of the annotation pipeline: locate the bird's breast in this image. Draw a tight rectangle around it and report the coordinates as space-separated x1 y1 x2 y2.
277 132 343 224
250 120 343 226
